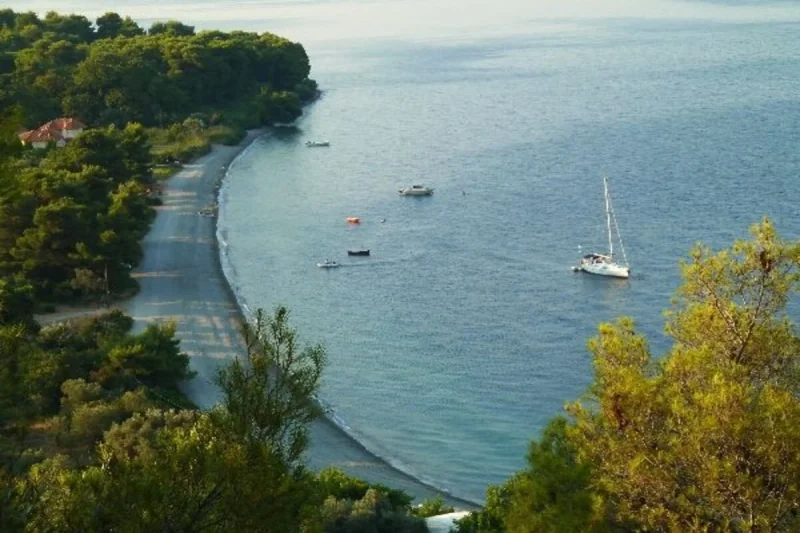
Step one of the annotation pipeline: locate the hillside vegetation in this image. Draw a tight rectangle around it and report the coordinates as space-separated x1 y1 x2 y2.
0 8 317 129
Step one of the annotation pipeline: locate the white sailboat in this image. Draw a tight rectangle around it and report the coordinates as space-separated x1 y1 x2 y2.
572 177 630 279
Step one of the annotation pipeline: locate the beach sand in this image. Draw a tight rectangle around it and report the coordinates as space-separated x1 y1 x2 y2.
121 132 478 509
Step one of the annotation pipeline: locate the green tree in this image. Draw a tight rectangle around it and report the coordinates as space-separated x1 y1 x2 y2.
454 484 510 533
214 306 326 465
148 20 195 37
257 87 302 125
321 487 429 533
95 12 143 40
100 408 197 459
318 467 414 511
93 321 194 390
503 418 604 533
22 414 319 532
0 108 21 197
0 277 35 329
41 12 93 43
11 197 90 298
412 494 455 518
12 38 86 124
21 307 328 533
565 218 800 531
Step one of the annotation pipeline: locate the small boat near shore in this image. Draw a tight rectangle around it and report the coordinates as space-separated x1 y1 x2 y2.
317 259 340 268
346 217 361 224
306 140 330 147
399 184 434 196
347 249 370 256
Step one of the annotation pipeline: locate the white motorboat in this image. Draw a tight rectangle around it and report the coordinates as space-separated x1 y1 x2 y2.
572 177 630 279
306 140 330 147
398 184 434 196
317 259 339 268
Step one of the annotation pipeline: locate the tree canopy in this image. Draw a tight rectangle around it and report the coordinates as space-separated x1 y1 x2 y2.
0 9 316 128
0 120 154 303
0 306 430 533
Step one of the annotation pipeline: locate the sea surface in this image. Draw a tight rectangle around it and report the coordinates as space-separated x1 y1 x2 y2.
17 0 800 503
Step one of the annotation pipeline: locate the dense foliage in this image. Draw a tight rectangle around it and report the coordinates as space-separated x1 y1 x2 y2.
0 305 430 532
458 219 800 532
0 121 154 303
319 467 430 533
0 311 192 467
0 9 316 129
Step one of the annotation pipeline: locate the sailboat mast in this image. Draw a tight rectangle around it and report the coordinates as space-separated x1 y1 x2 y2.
604 177 613 257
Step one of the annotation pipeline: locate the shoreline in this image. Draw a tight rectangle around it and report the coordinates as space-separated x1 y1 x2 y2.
122 130 479 509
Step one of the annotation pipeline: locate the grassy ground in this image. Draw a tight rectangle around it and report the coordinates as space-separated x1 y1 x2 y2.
148 123 246 164
153 165 180 180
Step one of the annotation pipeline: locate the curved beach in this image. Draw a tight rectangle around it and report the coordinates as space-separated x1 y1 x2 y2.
122 132 478 509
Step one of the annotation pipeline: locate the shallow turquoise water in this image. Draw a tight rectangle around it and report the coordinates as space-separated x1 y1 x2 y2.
17 0 800 503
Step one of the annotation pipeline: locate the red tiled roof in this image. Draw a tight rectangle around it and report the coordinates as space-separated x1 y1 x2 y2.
18 117 85 144
46 117 86 131
19 125 64 143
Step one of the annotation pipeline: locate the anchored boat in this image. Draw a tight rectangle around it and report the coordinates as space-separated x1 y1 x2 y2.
572 177 630 279
306 140 330 147
347 249 370 256
398 184 434 196
317 259 339 268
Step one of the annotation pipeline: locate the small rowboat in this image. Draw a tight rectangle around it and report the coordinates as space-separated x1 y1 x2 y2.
346 217 361 224
317 260 339 268
347 249 370 256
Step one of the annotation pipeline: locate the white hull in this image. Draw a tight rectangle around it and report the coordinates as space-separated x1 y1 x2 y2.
576 260 629 278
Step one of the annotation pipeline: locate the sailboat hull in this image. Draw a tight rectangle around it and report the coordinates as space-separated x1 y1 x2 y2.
579 260 630 278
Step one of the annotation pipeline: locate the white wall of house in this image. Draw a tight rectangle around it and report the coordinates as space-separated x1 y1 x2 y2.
61 128 82 139
31 139 66 149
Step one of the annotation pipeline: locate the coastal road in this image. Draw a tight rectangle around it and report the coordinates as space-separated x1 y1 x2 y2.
122 134 478 510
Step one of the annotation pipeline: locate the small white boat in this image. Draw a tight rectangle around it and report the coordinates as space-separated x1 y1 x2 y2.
572 177 630 279
306 140 330 147
317 259 339 268
398 184 434 196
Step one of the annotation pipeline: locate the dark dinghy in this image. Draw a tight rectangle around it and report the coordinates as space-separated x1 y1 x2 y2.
347 249 370 256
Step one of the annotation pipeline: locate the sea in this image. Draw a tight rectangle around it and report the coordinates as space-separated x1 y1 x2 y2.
16 0 800 503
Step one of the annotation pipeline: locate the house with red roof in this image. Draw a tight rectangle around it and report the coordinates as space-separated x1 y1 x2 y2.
18 117 86 149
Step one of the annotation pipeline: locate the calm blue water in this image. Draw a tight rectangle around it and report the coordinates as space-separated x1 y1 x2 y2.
18 0 800 503
216 8 800 501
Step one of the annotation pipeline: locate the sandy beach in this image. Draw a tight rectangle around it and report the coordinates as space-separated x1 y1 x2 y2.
117 132 477 509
